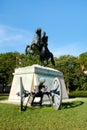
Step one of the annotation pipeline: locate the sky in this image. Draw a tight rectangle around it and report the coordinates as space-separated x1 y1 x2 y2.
0 0 87 57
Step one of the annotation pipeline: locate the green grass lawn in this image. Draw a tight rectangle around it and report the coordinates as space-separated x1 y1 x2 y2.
0 95 87 130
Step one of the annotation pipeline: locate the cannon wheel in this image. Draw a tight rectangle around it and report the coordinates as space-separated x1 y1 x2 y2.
51 77 62 110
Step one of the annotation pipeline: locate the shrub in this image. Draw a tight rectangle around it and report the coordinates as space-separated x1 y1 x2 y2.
82 82 87 90
69 91 87 98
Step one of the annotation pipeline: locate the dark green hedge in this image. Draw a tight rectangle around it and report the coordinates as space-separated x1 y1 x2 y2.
0 93 9 100
69 91 87 98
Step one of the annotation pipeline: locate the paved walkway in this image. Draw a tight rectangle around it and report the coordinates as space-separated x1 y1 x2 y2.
0 98 85 105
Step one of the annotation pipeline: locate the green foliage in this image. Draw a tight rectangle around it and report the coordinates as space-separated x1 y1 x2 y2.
69 91 87 98
0 52 23 92
55 55 84 91
0 98 87 130
0 94 9 100
21 53 41 67
79 52 87 68
82 82 87 90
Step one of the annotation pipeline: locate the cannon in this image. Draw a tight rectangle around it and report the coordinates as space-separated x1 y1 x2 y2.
17 76 62 111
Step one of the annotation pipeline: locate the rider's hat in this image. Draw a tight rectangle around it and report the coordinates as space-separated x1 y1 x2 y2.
36 28 41 34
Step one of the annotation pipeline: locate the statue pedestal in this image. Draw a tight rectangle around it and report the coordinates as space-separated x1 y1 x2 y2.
9 64 68 104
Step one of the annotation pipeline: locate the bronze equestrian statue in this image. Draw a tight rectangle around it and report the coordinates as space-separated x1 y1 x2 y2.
25 28 55 66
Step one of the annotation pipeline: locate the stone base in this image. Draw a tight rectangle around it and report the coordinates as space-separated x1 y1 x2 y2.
9 64 68 103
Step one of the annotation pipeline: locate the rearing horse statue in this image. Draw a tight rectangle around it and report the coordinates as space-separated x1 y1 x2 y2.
25 28 55 66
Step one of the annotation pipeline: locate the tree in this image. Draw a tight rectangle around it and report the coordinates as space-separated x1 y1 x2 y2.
79 52 87 69
55 55 83 91
21 53 41 67
0 52 22 92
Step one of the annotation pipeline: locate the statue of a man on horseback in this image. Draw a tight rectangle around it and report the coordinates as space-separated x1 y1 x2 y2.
25 28 55 66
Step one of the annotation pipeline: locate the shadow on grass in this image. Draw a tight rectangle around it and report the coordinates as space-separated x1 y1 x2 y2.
61 101 84 109
22 104 52 111
24 101 84 111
